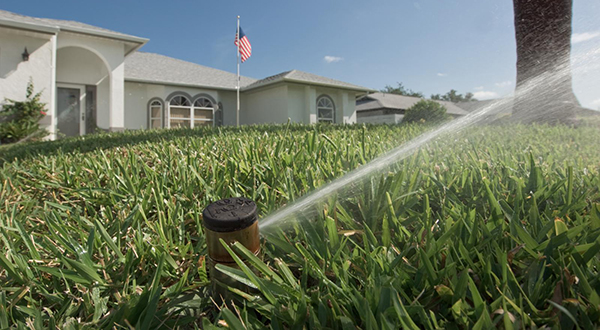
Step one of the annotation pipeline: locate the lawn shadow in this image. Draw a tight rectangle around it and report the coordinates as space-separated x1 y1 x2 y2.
0 124 367 165
1 127 245 165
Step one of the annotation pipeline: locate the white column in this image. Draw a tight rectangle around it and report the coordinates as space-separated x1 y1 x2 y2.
337 91 345 123
306 86 317 124
339 91 356 124
48 34 58 140
109 63 125 131
347 92 357 124
340 92 348 124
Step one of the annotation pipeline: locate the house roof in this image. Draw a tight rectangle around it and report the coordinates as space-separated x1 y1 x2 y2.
0 10 147 44
243 70 373 92
125 54 372 93
436 100 470 116
125 52 258 90
357 93 469 116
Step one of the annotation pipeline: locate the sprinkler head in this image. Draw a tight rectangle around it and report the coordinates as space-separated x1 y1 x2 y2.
203 197 260 263
203 197 260 300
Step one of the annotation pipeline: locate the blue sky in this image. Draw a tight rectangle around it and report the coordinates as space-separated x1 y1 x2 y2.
4 0 600 109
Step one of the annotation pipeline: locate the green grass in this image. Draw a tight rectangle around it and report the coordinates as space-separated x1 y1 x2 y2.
1 123 599 329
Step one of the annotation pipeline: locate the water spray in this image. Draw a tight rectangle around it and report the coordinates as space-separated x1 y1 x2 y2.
202 197 260 299
258 58 598 233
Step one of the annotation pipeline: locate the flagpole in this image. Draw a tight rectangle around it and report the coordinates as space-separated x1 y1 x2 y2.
236 15 240 127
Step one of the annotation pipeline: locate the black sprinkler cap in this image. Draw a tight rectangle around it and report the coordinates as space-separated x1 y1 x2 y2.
202 197 258 232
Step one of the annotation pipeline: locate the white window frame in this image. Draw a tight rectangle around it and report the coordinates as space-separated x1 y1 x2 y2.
168 95 192 128
148 100 163 129
317 95 335 123
192 97 215 127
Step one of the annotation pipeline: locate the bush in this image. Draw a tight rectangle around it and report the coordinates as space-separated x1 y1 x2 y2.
403 99 449 124
0 80 48 144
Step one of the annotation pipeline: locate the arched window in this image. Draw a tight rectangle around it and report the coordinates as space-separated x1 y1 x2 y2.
193 97 214 127
317 95 335 123
148 99 163 128
168 95 192 128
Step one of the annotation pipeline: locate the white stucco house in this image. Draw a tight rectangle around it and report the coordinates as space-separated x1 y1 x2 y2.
0 10 372 140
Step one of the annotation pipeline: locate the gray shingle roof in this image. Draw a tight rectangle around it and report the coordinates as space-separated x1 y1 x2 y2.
357 93 419 111
125 52 257 90
436 100 470 116
357 93 468 116
243 70 372 92
0 9 146 43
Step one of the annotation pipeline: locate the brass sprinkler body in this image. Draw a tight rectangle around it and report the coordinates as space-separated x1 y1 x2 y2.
202 197 260 295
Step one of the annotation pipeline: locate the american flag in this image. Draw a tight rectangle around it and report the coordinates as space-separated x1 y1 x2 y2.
235 27 252 63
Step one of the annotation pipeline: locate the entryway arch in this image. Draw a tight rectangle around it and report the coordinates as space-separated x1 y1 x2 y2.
56 46 111 137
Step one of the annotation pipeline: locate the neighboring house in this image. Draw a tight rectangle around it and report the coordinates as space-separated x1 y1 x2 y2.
0 10 372 140
356 92 468 124
358 94 599 125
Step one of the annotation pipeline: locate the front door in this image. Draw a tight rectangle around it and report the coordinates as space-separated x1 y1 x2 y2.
57 84 86 137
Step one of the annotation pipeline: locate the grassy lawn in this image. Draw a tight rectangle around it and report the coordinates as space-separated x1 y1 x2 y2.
1 123 599 328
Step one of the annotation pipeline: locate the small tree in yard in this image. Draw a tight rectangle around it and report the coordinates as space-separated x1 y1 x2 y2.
403 100 449 124
0 81 48 144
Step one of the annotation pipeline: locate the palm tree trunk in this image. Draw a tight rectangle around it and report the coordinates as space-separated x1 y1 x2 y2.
513 0 579 124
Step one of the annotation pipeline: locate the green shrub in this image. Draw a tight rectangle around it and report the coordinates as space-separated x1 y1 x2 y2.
403 99 449 124
0 80 48 144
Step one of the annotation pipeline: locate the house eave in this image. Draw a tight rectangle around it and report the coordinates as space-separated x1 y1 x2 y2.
0 17 148 45
124 43 145 57
285 78 375 93
124 78 238 91
243 77 374 93
357 107 404 113
0 18 59 34
59 27 148 45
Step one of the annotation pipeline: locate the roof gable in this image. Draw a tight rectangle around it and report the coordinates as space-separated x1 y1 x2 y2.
243 69 372 92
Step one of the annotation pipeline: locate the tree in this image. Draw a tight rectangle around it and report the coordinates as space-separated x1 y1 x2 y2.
430 90 477 103
464 93 476 102
512 0 578 124
381 83 424 98
403 100 449 124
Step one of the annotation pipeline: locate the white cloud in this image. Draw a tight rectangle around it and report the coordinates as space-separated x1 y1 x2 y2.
474 86 484 91
324 56 343 63
495 81 512 88
590 98 600 108
473 91 499 100
572 32 600 44
437 73 448 77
